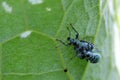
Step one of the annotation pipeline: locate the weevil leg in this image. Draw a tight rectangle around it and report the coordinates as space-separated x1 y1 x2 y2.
56 39 71 46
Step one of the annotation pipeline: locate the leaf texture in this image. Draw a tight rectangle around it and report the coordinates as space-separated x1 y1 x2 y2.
0 0 119 80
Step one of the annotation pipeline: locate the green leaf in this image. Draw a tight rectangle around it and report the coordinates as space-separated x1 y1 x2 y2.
0 0 119 80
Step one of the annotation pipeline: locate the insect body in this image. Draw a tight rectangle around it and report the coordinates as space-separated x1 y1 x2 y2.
85 51 101 63
56 24 101 63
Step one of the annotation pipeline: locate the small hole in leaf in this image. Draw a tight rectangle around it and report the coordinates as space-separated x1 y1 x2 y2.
64 68 68 72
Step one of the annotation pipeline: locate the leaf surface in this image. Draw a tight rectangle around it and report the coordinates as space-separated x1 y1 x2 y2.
0 0 119 80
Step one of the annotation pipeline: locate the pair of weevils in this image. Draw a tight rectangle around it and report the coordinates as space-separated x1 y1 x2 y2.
56 24 101 63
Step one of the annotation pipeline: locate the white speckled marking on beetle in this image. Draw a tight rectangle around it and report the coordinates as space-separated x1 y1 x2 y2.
46 7 51 12
2 1 12 13
20 31 32 38
28 0 43 5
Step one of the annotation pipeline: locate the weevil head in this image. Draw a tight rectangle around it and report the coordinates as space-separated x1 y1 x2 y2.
67 37 75 44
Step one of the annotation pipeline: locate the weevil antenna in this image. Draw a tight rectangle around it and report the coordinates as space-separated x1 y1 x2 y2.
56 39 68 46
69 23 79 39
66 26 71 38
